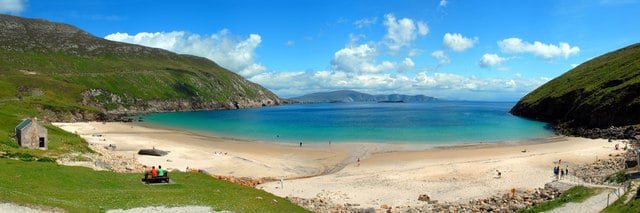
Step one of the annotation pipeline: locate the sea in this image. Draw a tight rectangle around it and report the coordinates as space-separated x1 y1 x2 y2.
138 101 555 146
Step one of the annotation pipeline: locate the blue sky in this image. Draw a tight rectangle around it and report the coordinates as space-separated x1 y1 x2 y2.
3 0 640 101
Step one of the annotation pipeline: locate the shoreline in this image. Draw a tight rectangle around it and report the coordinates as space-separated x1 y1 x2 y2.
132 120 563 154
53 121 624 209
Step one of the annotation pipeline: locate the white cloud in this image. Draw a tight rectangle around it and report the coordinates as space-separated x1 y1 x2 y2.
286 40 295 46
330 44 399 73
249 67 550 101
439 0 448 7
383 14 428 54
498 37 580 60
479 53 507 68
105 30 266 78
431 50 451 66
398 58 415 72
354 17 377 28
417 21 429 36
443 33 478 52
0 0 25 14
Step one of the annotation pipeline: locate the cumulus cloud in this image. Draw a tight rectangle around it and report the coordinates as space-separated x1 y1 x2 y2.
105 30 266 77
479 53 507 68
383 14 428 54
443 33 478 52
330 44 401 73
0 0 25 14
498 37 580 60
398 58 415 72
431 50 451 66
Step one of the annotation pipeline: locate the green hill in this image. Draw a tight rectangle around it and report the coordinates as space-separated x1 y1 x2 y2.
0 14 283 122
0 15 306 212
510 43 640 128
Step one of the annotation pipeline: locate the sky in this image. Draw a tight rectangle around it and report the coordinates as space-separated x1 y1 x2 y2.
2 0 640 101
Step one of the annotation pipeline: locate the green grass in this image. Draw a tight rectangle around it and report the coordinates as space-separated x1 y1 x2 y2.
511 42 640 127
602 181 640 213
606 170 628 184
516 186 600 213
0 158 309 213
0 100 307 212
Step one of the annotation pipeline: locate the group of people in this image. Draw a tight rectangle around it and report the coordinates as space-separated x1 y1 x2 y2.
553 165 569 180
150 165 165 177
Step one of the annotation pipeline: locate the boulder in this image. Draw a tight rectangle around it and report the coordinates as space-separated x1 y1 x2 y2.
418 194 431 202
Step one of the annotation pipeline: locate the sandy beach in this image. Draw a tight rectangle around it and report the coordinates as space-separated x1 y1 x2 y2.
53 121 624 208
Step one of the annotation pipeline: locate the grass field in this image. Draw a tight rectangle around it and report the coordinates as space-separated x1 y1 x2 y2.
0 158 310 213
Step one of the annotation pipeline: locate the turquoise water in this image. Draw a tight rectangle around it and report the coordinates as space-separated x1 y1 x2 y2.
139 101 554 145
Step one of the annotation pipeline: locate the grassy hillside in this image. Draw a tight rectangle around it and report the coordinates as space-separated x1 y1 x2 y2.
0 14 282 122
511 43 640 128
0 14 302 212
0 158 309 212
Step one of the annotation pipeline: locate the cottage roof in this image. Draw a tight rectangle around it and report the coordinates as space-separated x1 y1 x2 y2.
16 119 32 130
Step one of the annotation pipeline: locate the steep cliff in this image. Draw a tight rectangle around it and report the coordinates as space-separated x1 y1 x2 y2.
0 15 283 121
510 43 640 128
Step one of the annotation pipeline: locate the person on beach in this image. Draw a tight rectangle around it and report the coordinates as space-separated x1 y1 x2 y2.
357 157 360 166
151 166 158 178
158 165 164 177
299 142 302 147
560 169 564 179
496 170 502 178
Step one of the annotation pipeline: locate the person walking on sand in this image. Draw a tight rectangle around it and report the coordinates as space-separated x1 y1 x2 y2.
357 157 360 166
299 142 302 147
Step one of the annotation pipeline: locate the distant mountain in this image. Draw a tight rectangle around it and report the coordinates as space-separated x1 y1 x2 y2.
291 90 438 103
510 43 640 128
0 14 283 121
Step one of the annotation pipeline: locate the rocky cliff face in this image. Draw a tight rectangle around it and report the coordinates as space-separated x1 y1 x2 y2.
79 88 282 118
0 15 284 121
510 43 640 129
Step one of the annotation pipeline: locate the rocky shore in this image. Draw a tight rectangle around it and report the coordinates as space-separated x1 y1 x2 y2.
553 125 640 140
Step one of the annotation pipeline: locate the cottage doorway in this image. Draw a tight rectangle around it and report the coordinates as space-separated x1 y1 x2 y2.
39 137 45 148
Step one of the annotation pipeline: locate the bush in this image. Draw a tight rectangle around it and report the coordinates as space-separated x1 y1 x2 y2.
606 170 627 183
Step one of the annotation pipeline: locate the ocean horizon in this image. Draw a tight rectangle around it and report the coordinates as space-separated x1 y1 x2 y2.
139 101 555 146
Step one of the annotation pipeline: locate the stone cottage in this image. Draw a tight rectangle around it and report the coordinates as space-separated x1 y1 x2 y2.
15 117 48 150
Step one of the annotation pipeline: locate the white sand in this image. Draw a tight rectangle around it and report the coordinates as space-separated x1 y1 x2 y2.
53 122 623 208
